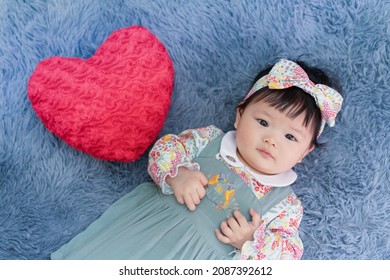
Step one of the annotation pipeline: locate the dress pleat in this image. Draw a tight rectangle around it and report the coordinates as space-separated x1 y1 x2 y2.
52 182 228 260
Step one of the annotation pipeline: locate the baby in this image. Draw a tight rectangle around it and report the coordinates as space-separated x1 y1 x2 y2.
52 59 343 260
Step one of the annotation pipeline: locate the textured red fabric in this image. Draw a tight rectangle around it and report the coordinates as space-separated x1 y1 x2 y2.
28 26 174 162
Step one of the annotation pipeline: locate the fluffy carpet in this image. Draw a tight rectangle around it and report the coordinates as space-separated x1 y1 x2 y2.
1 0 389 259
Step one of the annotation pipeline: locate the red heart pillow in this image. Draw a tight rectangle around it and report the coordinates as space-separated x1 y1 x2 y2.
28 26 174 162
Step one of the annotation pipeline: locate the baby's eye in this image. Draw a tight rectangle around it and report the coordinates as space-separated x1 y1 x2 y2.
258 119 268 127
285 134 297 141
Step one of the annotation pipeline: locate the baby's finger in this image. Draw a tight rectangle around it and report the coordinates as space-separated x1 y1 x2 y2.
175 193 185 205
197 185 206 199
190 191 201 205
249 208 262 227
183 193 196 211
226 216 240 231
220 221 234 237
233 210 248 226
215 229 231 244
199 172 209 186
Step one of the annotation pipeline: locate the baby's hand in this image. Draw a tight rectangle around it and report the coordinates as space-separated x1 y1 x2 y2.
166 167 208 211
215 208 262 249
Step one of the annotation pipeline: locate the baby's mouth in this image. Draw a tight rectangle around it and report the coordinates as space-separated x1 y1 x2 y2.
257 148 274 159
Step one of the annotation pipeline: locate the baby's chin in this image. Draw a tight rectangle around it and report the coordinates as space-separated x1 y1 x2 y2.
251 164 296 176
246 164 279 176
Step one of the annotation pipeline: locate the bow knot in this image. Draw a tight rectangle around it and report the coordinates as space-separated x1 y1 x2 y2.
245 59 343 135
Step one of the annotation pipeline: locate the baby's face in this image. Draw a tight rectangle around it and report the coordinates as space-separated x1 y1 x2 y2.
234 100 314 175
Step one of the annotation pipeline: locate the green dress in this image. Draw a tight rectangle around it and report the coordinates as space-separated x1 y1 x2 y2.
51 135 292 260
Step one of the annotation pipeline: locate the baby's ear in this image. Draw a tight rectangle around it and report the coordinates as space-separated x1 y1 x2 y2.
234 108 242 129
298 145 315 163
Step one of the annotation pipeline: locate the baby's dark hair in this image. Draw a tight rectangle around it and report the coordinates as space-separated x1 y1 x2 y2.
237 60 341 148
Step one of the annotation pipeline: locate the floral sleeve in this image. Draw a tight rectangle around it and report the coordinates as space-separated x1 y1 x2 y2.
147 125 223 194
240 193 304 260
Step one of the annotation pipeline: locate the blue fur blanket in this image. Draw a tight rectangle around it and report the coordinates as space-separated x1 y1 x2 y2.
1 0 389 260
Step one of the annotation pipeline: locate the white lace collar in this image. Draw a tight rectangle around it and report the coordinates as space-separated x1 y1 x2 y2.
219 131 297 187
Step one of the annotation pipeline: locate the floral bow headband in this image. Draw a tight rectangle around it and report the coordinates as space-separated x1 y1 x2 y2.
245 59 343 135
